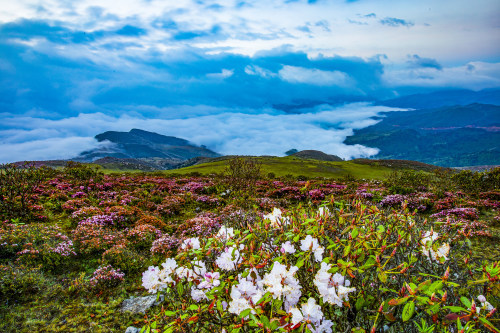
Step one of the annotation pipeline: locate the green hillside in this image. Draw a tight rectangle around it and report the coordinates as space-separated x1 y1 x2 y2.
162 156 396 179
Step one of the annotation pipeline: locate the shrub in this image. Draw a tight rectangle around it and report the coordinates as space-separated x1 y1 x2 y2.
0 163 55 221
72 223 126 255
137 201 499 333
102 245 146 274
224 157 262 194
88 265 125 292
126 224 162 251
0 264 53 304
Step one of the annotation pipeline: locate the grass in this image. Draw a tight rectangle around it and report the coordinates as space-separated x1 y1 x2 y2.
160 156 394 180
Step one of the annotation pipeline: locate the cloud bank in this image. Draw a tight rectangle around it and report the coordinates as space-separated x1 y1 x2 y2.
0 103 407 163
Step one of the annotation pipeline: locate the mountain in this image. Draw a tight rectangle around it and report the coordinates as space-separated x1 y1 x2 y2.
344 104 500 167
291 150 343 162
76 129 220 163
379 88 500 109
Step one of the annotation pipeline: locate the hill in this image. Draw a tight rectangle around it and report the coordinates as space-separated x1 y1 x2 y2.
379 88 500 109
76 129 220 162
344 103 500 167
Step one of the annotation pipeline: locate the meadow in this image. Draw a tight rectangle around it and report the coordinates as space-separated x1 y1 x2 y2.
0 160 498 332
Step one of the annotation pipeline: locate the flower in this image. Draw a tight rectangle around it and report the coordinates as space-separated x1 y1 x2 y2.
258 261 301 311
142 266 164 293
216 246 242 271
181 237 201 250
281 241 296 254
264 208 290 227
216 226 235 240
289 298 333 333
477 295 495 312
420 230 450 263
300 235 324 262
198 272 221 289
314 262 356 307
191 286 208 302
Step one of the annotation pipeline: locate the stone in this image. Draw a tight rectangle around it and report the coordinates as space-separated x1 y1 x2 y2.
120 294 164 314
125 327 139 333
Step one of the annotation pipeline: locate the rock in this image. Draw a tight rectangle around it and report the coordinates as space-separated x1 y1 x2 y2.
120 295 164 314
125 327 139 333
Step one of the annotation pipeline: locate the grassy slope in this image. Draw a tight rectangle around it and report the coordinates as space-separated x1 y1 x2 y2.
160 156 393 180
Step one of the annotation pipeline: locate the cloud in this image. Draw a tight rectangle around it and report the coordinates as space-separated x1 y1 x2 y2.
379 17 414 27
0 103 409 163
407 55 442 70
382 61 500 90
279 65 353 87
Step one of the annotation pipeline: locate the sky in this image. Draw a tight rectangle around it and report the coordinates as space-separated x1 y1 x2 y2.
0 0 499 162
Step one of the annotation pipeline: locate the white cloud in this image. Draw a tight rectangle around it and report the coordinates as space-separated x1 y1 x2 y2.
383 61 500 90
279 65 353 87
0 103 407 163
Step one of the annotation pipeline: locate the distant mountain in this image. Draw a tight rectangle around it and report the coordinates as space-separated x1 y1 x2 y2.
379 88 500 109
344 103 500 167
76 129 220 163
291 150 343 162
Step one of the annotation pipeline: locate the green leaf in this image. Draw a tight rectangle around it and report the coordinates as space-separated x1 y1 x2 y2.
296 257 305 269
387 296 409 306
189 304 199 311
378 271 388 283
343 245 351 257
239 309 252 318
460 297 472 309
351 228 359 239
164 310 177 316
402 301 415 322
443 306 466 312
260 315 270 328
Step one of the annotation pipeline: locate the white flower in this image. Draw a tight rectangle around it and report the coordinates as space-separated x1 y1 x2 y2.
216 246 242 271
289 298 330 331
318 206 330 216
314 262 356 307
300 235 324 262
421 230 449 263
478 295 495 311
259 262 302 311
198 272 221 289
228 296 252 316
142 266 165 293
176 266 195 281
158 258 177 284
216 226 235 240
191 286 208 302
289 307 304 325
281 241 296 254
181 237 201 250
191 260 207 277
264 207 290 227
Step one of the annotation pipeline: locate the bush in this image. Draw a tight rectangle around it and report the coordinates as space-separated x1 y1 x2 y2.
137 201 499 333
102 245 146 274
0 264 52 304
0 163 55 221
224 157 262 195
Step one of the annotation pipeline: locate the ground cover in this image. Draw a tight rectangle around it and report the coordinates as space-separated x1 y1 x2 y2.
0 162 498 332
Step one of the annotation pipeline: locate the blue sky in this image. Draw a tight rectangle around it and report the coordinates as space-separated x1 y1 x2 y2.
0 0 499 162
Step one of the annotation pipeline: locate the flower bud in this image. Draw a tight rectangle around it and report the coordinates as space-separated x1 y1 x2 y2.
391 248 396 257
378 302 384 313
441 291 447 302
486 308 497 318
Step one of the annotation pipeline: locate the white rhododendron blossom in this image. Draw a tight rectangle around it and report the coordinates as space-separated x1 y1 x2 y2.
175 266 195 281
264 207 290 227
258 261 301 311
318 206 330 216
421 231 450 263
181 237 201 250
216 226 235 240
158 258 178 284
281 241 296 254
216 246 242 271
227 276 265 316
142 266 164 293
198 272 221 289
300 235 324 262
477 295 495 312
289 297 333 333
191 286 208 302
314 262 356 307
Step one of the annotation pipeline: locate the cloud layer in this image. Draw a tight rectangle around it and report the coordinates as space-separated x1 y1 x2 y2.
0 103 408 163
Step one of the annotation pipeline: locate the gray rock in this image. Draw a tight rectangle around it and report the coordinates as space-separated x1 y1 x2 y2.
121 294 164 314
125 327 139 333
